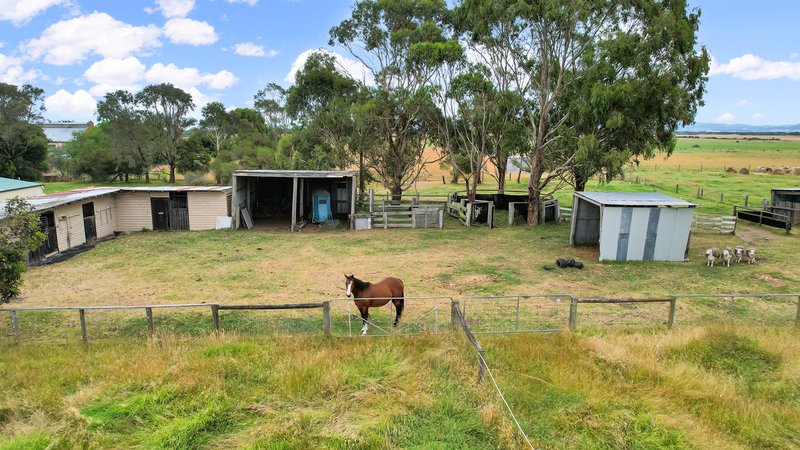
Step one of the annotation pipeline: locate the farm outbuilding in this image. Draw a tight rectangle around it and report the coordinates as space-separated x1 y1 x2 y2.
0 177 44 202
771 188 800 224
0 186 231 262
570 192 696 262
231 170 357 231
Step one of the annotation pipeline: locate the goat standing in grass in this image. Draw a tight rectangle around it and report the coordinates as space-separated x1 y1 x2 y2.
706 248 721 267
746 248 757 264
722 248 733 267
734 246 745 263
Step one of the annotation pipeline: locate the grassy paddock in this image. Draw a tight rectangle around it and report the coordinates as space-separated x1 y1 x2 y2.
2 326 798 449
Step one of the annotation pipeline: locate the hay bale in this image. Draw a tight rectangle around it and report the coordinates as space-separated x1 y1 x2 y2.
773 168 785 175
739 167 749 174
726 167 737 173
766 167 774 173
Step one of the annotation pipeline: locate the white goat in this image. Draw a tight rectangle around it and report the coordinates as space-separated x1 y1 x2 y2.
734 246 745 263
746 248 757 264
722 248 733 267
705 247 720 267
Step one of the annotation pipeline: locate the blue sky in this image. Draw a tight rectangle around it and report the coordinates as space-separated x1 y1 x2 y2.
1 0 799 125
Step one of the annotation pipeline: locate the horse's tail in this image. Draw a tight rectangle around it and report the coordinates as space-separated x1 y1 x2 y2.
393 280 404 326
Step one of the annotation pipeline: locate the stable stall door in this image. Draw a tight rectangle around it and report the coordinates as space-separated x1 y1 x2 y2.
82 202 97 242
151 198 170 230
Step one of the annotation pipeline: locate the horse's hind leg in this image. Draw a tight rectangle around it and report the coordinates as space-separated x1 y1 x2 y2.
359 306 369 335
392 298 404 327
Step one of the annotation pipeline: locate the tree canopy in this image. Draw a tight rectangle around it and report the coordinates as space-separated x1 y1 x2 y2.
0 83 48 180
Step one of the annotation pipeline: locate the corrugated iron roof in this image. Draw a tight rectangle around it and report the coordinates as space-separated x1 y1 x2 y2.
0 188 119 218
122 186 231 192
771 188 800 192
574 191 696 207
42 123 92 143
0 177 43 192
232 170 357 178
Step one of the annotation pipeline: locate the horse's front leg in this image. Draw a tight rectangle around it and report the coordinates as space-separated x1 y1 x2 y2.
359 307 369 335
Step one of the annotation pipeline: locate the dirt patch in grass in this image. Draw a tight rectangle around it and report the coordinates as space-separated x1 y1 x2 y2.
756 274 786 287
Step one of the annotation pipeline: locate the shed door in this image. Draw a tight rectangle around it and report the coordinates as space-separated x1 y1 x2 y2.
169 192 189 230
30 211 58 261
151 198 170 230
82 202 97 242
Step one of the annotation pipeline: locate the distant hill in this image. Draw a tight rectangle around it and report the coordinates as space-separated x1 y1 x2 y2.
679 122 800 134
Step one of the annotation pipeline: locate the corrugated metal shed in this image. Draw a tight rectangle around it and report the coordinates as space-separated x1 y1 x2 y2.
14 188 120 213
570 192 696 262
124 186 231 192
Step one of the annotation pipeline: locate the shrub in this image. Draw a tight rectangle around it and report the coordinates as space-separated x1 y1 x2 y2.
0 197 46 303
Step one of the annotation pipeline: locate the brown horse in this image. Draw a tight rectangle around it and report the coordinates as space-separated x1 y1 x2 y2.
344 274 404 335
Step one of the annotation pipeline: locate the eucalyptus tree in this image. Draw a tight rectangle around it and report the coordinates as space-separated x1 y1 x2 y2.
455 0 708 225
330 0 460 199
136 83 195 183
97 90 153 182
0 83 48 180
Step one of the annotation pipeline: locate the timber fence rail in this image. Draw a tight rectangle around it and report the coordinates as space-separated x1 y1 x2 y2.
2 293 798 344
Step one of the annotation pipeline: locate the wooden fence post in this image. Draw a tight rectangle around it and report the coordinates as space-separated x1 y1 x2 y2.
720 193 724 203
450 300 459 331
323 301 331 337
79 309 87 344
411 210 417 228
668 296 677 329
10 311 20 345
211 305 220 334
146 307 154 338
368 189 374 213
383 211 388 229
745 195 749 206
438 209 444 229
568 298 577 330
676 184 679 193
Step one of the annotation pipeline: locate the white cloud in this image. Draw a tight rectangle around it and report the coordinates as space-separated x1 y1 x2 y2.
0 0 67 26
710 53 800 81
285 48 372 85
752 113 766 120
226 0 258 5
736 99 750 107
715 112 735 123
0 52 39 84
155 0 194 18
84 57 147 96
145 63 237 90
25 12 161 65
234 42 266 57
45 89 97 120
163 18 217 46
790 53 799 60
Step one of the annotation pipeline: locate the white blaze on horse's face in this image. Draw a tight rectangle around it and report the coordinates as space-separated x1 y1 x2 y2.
346 279 352 297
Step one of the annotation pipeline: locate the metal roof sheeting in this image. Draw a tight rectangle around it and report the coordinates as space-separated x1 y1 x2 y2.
232 170 357 178
42 123 92 143
771 188 800 193
122 186 231 192
574 192 696 207
0 177 43 192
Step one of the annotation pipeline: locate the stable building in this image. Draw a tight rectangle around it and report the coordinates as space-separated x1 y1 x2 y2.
231 170 357 231
0 186 231 262
771 188 800 224
570 192 696 262
0 177 44 202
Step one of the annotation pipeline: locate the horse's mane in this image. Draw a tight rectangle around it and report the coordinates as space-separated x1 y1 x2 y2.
352 277 370 292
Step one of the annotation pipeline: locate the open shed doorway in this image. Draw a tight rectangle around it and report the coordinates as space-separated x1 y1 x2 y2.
232 170 357 231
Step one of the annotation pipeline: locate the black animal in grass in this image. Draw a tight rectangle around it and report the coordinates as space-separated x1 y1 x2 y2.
344 274 404 335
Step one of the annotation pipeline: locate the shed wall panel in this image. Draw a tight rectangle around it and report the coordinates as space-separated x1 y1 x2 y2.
188 192 228 230
0 186 44 202
54 203 86 250
598 207 621 261
92 195 117 239
653 208 677 260
667 209 694 261
115 192 153 232
625 207 651 260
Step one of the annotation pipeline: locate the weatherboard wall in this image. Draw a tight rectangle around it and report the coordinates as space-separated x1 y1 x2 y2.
115 191 157 232
187 192 228 230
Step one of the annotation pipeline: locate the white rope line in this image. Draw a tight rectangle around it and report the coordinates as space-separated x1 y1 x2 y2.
476 350 535 450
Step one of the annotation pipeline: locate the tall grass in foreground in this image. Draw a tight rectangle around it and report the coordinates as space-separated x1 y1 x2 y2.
0 334 515 449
